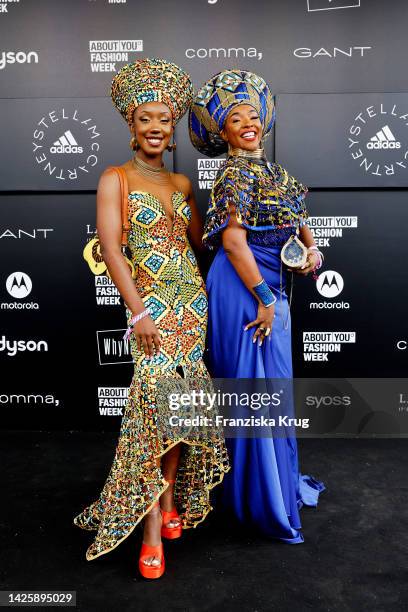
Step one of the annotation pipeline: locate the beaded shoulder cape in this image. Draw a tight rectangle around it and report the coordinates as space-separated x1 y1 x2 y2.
202 155 309 249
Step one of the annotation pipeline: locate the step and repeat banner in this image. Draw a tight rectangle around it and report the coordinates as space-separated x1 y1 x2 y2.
0 0 407 431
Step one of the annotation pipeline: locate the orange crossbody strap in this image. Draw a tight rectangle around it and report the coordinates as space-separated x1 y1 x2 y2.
107 166 130 246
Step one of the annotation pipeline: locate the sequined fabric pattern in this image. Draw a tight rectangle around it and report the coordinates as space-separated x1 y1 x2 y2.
73 190 230 561
203 156 309 249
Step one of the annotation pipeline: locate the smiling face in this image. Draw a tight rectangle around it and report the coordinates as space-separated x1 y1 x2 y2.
220 104 263 151
131 101 173 155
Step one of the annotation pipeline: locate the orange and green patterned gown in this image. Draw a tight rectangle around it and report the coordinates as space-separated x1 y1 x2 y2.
74 189 230 561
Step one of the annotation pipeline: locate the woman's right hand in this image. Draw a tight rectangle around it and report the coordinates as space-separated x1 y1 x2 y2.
133 316 161 358
244 303 275 346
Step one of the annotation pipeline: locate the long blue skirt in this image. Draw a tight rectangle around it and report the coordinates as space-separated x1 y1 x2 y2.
206 244 325 543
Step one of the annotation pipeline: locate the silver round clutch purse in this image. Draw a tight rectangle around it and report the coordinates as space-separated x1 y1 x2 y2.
280 233 308 268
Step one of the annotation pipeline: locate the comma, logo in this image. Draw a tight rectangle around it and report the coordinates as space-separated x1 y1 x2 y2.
0 393 60 407
32 108 101 181
185 47 263 61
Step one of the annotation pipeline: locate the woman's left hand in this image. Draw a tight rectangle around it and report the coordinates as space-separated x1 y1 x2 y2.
290 251 320 276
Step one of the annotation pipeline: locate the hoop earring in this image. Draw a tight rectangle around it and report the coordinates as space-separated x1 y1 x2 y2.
130 136 139 151
167 141 177 152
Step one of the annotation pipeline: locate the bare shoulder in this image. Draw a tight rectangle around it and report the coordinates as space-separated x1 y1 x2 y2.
97 166 122 204
171 172 193 198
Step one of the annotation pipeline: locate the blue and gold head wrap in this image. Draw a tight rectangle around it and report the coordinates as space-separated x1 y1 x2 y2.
189 69 275 157
110 58 193 127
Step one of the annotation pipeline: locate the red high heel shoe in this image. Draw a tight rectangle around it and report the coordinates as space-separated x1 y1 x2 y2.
161 479 183 540
139 502 165 579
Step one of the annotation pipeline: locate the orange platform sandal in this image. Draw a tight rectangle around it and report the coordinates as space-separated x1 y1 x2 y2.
161 479 183 540
139 502 165 579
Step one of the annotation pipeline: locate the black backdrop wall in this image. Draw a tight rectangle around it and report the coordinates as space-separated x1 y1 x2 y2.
0 0 407 431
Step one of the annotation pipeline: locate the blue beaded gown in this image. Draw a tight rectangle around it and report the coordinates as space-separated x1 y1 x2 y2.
204 155 325 543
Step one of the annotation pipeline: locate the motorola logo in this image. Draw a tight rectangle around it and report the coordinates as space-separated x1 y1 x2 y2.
2 272 39 310
316 271 344 298
310 270 349 310
6 272 32 299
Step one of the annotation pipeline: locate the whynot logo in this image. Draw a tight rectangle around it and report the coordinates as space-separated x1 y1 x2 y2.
0 50 38 69
0 336 48 357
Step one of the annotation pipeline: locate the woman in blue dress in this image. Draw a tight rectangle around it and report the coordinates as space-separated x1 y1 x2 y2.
189 70 325 543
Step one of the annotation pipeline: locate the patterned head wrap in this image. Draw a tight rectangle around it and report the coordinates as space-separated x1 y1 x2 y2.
110 58 193 127
189 69 275 157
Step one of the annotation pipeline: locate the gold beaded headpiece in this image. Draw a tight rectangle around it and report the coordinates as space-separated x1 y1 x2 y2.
110 58 194 127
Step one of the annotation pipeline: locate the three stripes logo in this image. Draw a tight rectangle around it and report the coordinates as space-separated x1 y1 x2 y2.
50 130 83 154
366 125 401 151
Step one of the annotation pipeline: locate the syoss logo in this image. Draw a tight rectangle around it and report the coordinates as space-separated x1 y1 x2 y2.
306 395 351 408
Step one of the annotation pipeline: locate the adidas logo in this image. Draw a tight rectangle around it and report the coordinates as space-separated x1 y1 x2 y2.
366 125 401 150
50 130 83 154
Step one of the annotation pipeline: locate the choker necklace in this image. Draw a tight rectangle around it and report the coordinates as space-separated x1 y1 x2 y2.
132 155 171 185
228 146 265 159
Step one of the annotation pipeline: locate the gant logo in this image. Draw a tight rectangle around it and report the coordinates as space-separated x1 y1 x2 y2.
366 125 401 150
50 130 83 154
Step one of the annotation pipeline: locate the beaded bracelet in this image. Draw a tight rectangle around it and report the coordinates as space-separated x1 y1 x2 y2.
253 279 276 307
123 307 152 341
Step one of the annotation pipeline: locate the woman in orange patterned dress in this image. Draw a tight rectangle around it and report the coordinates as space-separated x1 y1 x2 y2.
74 58 229 579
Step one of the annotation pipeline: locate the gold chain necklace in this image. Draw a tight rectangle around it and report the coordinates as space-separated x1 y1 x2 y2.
132 155 171 185
228 146 265 159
